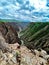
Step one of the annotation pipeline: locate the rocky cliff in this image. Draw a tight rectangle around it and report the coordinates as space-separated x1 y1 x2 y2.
0 22 21 44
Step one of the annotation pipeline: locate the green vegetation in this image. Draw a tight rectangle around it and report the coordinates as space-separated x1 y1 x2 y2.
0 19 23 22
20 22 49 54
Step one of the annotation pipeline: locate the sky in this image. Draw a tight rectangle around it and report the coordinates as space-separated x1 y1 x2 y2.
0 0 49 22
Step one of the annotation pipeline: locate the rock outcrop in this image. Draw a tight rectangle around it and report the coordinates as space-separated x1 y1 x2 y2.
0 32 11 52
0 22 21 44
0 44 49 65
0 43 21 65
20 46 49 65
0 31 21 65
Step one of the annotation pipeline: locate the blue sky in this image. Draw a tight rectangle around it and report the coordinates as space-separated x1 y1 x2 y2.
0 0 49 22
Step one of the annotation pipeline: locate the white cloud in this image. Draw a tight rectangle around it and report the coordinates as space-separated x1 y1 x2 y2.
25 10 30 14
16 2 20 6
29 0 47 9
0 7 3 10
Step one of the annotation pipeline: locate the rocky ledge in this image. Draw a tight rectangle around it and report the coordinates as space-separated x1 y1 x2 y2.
0 43 21 65
20 46 49 65
0 45 49 65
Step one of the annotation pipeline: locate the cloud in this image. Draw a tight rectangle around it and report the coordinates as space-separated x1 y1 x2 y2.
0 0 49 22
29 0 47 9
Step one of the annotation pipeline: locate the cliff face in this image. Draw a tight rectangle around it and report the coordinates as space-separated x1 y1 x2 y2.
0 22 21 44
0 32 21 65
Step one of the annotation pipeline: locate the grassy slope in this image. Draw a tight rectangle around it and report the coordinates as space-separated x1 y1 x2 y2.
20 22 49 54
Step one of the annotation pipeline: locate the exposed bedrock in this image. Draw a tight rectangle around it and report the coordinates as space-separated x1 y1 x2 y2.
0 22 21 44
